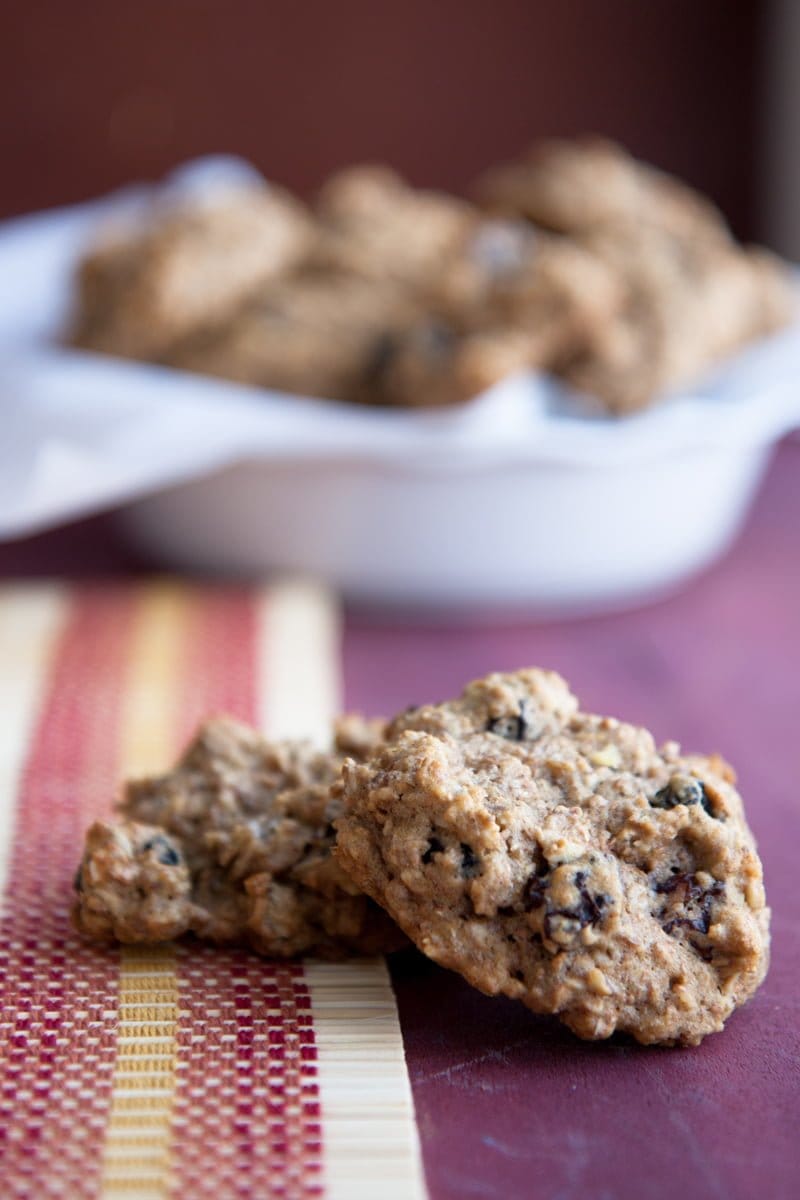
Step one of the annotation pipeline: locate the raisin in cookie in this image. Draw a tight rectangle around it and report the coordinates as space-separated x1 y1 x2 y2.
74 716 402 959
335 670 770 1045
68 181 313 361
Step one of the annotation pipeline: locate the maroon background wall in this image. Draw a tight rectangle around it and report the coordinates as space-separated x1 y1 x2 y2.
0 1 762 235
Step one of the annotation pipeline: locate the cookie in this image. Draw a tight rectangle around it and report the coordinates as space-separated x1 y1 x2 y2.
560 226 795 413
358 222 625 407
73 716 403 958
311 165 476 288
66 143 794 415
432 220 619 336
167 271 414 401
473 137 730 243
75 822 193 943
335 670 770 1045
357 317 537 407
68 181 313 361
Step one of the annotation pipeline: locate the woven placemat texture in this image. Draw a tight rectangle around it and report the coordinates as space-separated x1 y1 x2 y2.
0 581 424 1200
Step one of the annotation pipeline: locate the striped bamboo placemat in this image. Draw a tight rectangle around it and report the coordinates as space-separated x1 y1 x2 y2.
0 581 425 1200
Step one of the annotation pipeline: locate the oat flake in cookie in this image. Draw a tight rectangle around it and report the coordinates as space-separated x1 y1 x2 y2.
74 715 402 959
335 670 770 1045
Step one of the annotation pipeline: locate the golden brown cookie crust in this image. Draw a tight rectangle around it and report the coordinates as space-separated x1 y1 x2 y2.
335 670 770 1045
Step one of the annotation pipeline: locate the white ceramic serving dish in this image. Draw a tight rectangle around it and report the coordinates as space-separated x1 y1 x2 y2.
117 435 773 614
1 159 799 614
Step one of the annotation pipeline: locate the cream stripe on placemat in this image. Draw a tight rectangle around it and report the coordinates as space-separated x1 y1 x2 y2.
0 585 67 897
257 581 427 1200
257 579 341 746
303 961 426 1200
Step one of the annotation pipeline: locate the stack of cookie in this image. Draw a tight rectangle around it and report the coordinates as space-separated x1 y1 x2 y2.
74 669 771 1046
67 139 795 415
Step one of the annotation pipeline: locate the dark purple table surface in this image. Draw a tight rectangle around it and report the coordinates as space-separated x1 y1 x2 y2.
2 441 798 1200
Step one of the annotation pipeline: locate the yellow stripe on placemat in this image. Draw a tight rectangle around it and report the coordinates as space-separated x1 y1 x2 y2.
0 585 67 899
101 582 187 1199
256 583 427 1200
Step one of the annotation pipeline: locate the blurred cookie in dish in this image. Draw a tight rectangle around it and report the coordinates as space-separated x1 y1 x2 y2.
65 141 796 417
167 271 416 402
473 136 730 244
359 221 625 408
68 181 313 361
559 225 796 413
356 319 537 408
311 165 477 289
429 219 623 364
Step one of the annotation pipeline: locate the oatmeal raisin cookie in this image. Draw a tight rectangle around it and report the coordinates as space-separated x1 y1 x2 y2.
336 670 770 1045
74 715 402 958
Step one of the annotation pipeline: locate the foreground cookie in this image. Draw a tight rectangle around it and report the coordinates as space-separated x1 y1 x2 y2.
74 716 402 958
336 670 770 1045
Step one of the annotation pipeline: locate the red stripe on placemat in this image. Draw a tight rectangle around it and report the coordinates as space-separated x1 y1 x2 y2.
0 587 137 1199
172 952 323 1199
169 587 324 1199
172 586 260 745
